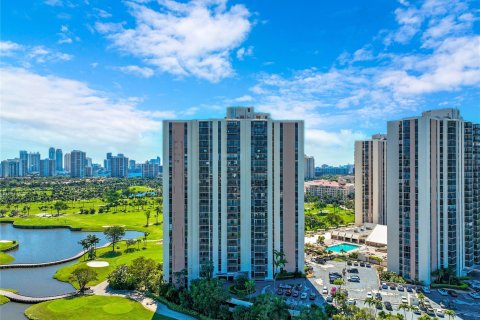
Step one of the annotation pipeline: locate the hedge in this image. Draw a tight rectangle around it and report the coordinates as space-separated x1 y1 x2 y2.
430 283 469 290
147 293 213 320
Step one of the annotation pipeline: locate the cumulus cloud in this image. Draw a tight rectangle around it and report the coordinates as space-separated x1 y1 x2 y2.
0 41 23 56
96 0 252 82
236 46 253 60
116 65 155 78
1 40 73 64
0 68 173 162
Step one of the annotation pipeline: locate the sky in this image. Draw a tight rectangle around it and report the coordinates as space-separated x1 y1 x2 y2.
1 0 479 165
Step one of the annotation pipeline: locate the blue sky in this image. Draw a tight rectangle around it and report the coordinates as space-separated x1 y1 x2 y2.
1 0 479 165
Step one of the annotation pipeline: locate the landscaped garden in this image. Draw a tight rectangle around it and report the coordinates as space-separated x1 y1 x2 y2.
304 201 355 231
24 295 173 320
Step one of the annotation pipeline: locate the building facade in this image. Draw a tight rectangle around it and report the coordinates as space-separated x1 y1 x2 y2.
304 155 315 180
387 109 480 285
304 179 354 201
19 151 28 175
49 147 55 160
64 153 71 172
70 150 86 178
40 159 56 177
354 134 387 226
163 107 304 283
55 149 63 171
28 152 41 173
1 159 23 178
142 162 159 178
110 154 129 178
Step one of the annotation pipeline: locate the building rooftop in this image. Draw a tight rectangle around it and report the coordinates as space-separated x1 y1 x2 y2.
304 179 353 189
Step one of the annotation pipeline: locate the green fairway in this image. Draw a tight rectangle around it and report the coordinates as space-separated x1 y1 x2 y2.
24 295 173 320
0 240 17 251
54 241 163 289
0 252 14 264
0 295 9 305
0 198 163 239
304 202 354 231
128 185 154 193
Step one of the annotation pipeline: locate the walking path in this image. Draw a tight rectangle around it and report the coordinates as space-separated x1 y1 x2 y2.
0 243 110 269
0 289 78 304
90 281 196 320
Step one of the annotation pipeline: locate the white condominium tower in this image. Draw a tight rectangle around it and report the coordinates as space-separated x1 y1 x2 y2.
163 107 304 283
354 134 387 225
387 109 480 285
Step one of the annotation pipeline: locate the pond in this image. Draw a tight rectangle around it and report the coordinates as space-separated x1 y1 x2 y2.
0 301 29 320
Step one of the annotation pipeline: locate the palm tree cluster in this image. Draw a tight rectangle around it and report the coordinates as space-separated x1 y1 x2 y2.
78 234 100 260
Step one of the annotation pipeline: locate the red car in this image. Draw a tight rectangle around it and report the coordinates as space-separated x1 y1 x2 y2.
331 287 337 296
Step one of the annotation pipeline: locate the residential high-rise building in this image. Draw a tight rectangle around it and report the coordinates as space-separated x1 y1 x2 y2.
55 149 63 171
104 153 112 172
387 109 480 285
40 159 56 177
110 154 129 178
28 152 41 173
354 134 387 225
141 162 159 178
304 155 315 180
163 107 305 283
70 150 86 178
129 159 136 171
1 159 23 178
64 153 71 172
19 150 28 175
49 147 55 160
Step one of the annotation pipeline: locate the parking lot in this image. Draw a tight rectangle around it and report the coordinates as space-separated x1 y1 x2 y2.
306 259 478 319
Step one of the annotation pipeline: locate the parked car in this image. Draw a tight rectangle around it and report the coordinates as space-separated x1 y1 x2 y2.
389 284 396 290
347 268 359 273
384 301 393 311
436 309 445 317
326 295 334 303
438 288 448 296
347 261 353 266
366 263 371 268
401 297 408 305
406 286 414 293
331 287 337 296
367 292 373 299
300 292 308 299
309 293 316 300
397 285 405 292
382 282 388 290
448 289 458 297
411 306 421 315
329 272 342 278
375 292 382 301
276 288 283 295
353 262 359 266
375 301 383 310
426 307 436 316
422 286 431 294
359 262 366 267
440 300 447 308
347 298 356 305
285 289 292 296
348 275 360 282
322 286 328 295
292 290 299 298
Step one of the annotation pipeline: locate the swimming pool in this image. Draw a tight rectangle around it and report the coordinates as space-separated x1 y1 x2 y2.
326 243 360 253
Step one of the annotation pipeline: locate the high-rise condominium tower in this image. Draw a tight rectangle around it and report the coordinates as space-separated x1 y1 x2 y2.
55 149 63 171
354 134 387 225
64 153 71 172
387 109 480 285
304 155 315 180
110 154 129 178
40 159 56 177
163 107 304 283
49 147 55 160
70 150 86 178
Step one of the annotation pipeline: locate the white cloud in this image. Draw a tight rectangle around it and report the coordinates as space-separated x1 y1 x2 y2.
116 65 155 78
236 46 253 60
57 25 80 44
96 0 252 82
0 41 23 56
0 67 172 162
233 95 253 102
27 46 73 63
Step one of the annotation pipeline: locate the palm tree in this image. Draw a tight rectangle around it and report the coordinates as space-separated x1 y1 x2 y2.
154 206 161 225
417 315 432 320
333 278 345 293
398 302 410 319
377 310 388 319
364 297 377 316
445 309 456 320
78 239 90 261
273 249 287 293
86 234 100 259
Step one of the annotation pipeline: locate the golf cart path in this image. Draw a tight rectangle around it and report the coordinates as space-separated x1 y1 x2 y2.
91 281 196 320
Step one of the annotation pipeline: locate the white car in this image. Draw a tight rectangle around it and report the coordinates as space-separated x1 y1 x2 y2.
347 298 356 305
436 309 445 317
367 292 373 299
401 297 408 305
438 288 448 296
322 286 328 295
422 286 431 293
300 292 308 299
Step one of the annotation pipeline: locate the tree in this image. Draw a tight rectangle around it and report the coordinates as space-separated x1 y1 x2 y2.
129 256 158 291
108 265 135 290
103 226 125 252
444 310 456 320
317 235 325 245
273 249 287 293
200 260 214 279
398 303 410 319
143 231 150 248
297 304 327 320
250 294 290 320
125 239 136 251
245 279 255 300
364 297 377 317
86 234 100 260
333 278 345 292
71 267 97 291
53 200 68 216
189 278 230 319
154 206 161 225
144 210 151 226
78 238 90 261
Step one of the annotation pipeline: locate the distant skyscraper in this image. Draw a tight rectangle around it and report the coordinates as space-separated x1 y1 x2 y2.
55 149 63 171
64 153 71 172
387 109 480 285
354 134 387 226
28 152 41 173
163 107 305 283
141 162 159 178
40 159 56 177
70 150 86 178
104 152 112 171
19 150 28 175
129 159 136 170
110 154 129 178
49 147 55 160
304 155 315 179
1 159 23 178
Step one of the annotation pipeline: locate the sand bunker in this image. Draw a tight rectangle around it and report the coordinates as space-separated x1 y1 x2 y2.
0 240 12 243
87 261 110 268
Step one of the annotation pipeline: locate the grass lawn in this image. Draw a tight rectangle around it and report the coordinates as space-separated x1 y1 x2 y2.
0 295 9 305
128 186 155 193
25 295 173 320
0 240 17 251
0 252 15 264
54 241 163 289
305 203 354 223
0 198 163 239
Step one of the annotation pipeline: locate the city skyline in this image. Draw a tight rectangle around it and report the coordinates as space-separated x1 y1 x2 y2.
2 0 479 165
